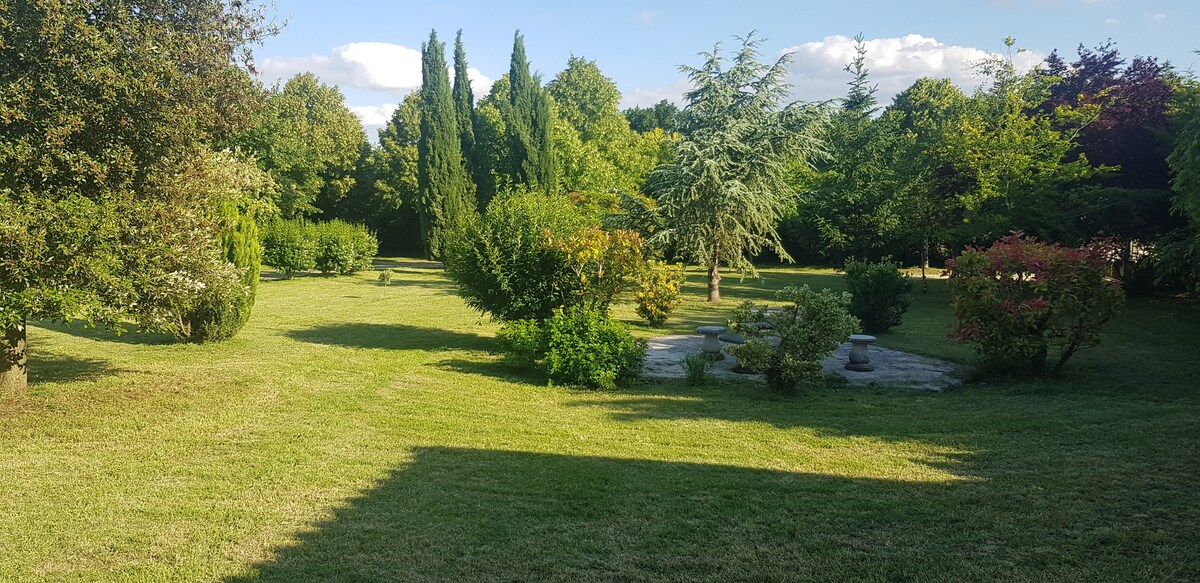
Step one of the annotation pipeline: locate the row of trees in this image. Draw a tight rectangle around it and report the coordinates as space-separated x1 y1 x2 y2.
253 30 669 258
792 37 1198 294
264 32 1199 299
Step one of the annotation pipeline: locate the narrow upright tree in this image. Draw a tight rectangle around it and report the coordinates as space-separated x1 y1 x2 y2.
799 34 900 261
452 30 481 208
646 34 827 302
841 33 879 119
506 31 555 193
417 30 474 259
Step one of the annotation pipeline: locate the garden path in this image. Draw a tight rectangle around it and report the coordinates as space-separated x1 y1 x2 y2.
643 335 970 391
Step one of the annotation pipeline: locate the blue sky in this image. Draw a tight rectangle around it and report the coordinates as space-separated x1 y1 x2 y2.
255 0 1199 135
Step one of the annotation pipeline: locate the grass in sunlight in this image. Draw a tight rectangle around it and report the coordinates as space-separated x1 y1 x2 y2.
1 262 1198 581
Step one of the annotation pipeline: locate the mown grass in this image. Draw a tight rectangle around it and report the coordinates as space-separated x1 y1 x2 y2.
1 263 1197 582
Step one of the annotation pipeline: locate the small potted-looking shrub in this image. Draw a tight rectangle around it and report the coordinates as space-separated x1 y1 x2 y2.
727 285 859 391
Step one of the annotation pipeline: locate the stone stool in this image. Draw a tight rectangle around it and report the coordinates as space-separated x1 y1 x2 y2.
845 334 877 372
696 325 727 360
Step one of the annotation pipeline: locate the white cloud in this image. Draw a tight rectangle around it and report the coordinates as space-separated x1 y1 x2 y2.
1148 12 1167 21
467 69 495 98
638 10 656 23
619 78 690 109
1105 17 1119 24
349 104 397 127
348 103 397 140
260 42 494 97
779 34 1044 103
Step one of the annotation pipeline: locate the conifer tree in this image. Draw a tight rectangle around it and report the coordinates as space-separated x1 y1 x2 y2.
646 34 826 302
417 30 474 259
842 33 879 118
506 31 555 193
452 30 481 207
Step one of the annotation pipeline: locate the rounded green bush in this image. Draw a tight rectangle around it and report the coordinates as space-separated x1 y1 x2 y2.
543 309 645 389
314 220 377 276
262 218 315 278
444 190 589 322
843 258 911 333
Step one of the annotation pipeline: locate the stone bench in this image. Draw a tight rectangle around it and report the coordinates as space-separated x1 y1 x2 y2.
845 334 877 372
696 326 726 360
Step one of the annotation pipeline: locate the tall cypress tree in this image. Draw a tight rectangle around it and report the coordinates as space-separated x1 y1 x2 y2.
418 30 474 259
506 30 554 193
451 30 481 208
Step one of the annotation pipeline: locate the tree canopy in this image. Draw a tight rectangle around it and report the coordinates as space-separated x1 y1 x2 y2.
241 73 366 218
646 34 827 302
0 0 277 390
417 30 476 260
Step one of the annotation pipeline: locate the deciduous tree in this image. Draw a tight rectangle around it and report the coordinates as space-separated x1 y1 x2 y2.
0 0 276 390
242 73 365 217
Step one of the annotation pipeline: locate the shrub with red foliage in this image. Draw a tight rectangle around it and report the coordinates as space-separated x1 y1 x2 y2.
947 233 1125 374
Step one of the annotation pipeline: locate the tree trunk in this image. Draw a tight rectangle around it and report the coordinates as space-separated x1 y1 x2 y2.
707 262 721 303
707 240 721 302
1 319 28 392
920 238 930 294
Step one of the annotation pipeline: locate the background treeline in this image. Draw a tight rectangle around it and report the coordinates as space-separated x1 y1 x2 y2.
257 32 1200 296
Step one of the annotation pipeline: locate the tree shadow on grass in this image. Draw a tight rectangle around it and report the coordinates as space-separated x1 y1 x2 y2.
372 259 443 270
287 323 492 352
29 352 118 384
34 320 176 345
226 445 1177 582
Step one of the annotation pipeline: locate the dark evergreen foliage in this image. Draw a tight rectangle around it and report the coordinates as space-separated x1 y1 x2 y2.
506 31 555 193
417 30 475 259
452 30 481 208
624 100 680 133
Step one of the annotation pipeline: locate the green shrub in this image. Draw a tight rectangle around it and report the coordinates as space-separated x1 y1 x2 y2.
262 218 315 278
543 309 645 389
137 249 251 343
947 233 1124 374
681 353 710 386
545 225 647 314
726 338 774 374
183 201 261 342
843 257 911 333
729 285 859 391
635 261 685 326
313 220 377 276
443 190 588 322
378 269 393 286
495 319 547 370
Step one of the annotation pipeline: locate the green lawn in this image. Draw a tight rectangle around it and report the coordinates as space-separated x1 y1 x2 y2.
2 264 1198 582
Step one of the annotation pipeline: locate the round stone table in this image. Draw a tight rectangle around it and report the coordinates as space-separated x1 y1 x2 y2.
696 325 727 360
845 334 877 371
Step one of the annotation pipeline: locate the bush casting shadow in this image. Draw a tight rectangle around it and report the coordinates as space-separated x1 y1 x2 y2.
287 323 492 352
372 259 443 270
227 446 1186 582
435 357 550 385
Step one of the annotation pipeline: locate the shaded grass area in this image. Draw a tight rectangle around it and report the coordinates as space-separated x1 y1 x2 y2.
1 263 1197 581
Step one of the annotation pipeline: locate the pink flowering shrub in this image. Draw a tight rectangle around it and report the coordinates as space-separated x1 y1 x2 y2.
947 233 1124 374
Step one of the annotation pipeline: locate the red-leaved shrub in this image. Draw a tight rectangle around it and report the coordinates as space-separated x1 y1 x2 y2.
947 233 1124 374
